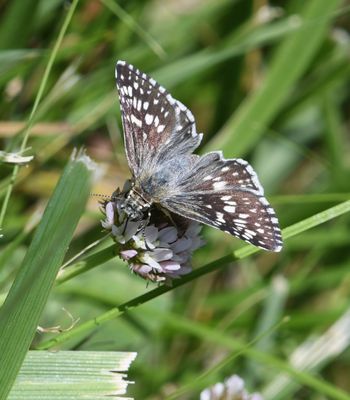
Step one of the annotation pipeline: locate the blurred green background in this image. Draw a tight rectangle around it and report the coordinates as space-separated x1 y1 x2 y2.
1 0 350 399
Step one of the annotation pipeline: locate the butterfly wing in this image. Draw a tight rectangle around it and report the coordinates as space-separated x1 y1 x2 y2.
115 61 202 178
115 61 282 252
161 152 283 251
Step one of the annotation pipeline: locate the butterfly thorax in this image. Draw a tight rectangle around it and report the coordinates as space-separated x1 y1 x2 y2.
121 185 151 221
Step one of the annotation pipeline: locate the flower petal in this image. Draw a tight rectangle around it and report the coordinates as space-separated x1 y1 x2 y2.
140 253 162 270
172 254 186 264
172 237 192 253
159 226 177 243
175 265 192 275
152 248 173 262
120 249 138 260
131 263 152 275
102 202 115 228
124 220 141 241
159 261 181 271
132 234 146 249
112 223 127 244
225 375 245 395
186 222 202 237
144 225 159 243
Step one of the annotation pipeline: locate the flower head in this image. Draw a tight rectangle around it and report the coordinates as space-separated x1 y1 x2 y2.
101 185 204 283
200 375 264 400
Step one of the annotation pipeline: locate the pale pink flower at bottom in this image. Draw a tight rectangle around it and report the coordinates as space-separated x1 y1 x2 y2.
200 375 264 400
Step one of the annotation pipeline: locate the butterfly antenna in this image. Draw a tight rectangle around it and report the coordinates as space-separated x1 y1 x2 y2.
90 192 112 200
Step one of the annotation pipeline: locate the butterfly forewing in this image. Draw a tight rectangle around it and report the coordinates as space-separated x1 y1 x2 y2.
115 60 283 252
115 61 202 177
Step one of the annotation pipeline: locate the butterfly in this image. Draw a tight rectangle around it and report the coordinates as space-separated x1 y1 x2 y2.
114 60 282 252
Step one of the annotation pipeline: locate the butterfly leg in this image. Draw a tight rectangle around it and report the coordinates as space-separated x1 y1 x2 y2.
122 216 130 235
134 209 154 250
159 207 188 238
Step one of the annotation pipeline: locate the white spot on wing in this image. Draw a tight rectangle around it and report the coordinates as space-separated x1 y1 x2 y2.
157 124 165 133
216 212 225 223
239 213 249 219
131 114 142 127
145 114 154 125
213 181 226 190
223 205 236 213
234 219 247 225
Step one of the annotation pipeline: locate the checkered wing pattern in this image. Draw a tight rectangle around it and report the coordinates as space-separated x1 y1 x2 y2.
115 61 202 178
115 60 283 252
161 152 283 251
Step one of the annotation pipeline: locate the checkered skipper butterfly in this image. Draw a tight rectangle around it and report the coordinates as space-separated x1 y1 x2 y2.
114 61 282 252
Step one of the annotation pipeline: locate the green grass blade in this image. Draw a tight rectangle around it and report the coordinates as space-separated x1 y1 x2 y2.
100 0 165 59
205 0 343 157
56 244 116 285
0 152 96 399
272 193 350 204
281 200 350 241
9 350 136 400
